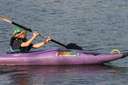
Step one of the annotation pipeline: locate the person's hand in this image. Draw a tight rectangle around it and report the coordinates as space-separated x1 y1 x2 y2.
32 32 40 38
44 36 52 44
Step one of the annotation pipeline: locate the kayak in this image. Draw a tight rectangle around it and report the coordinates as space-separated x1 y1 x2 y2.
0 49 127 65
0 16 127 65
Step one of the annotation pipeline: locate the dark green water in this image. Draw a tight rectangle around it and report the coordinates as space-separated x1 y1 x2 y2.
0 0 128 85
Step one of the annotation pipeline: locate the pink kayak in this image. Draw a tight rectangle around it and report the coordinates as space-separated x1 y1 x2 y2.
0 49 127 65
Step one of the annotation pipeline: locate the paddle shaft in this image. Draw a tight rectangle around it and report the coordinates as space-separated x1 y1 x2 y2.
12 22 32 32
50 39 68 48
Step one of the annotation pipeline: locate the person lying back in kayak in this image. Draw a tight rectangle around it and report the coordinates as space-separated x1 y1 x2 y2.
10 26 51 53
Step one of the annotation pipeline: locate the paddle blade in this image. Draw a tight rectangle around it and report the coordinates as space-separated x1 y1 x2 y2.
66 43 83 50
0 16 10 19
0 16 12 23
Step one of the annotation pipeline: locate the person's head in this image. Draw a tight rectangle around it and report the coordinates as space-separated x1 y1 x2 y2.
14 31 27 39
13 28 27 39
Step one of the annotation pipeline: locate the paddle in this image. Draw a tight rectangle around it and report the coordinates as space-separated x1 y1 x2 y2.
0 16 83 50
0 16 32 32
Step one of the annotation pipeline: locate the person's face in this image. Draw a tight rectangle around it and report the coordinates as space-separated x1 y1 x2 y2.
15 31 26 38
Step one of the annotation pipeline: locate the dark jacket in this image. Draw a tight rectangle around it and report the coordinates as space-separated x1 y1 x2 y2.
10 37 33 52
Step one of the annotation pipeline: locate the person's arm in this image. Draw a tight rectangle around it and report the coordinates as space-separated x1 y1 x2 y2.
32 36 52 48
21 32 39 47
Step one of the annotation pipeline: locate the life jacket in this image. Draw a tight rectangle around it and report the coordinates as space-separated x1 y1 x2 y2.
10 37 32 52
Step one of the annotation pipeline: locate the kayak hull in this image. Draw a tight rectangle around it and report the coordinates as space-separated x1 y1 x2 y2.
0 49 125 65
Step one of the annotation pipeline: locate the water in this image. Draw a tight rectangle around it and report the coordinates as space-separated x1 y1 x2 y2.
0 65 128 85
0 0 128 85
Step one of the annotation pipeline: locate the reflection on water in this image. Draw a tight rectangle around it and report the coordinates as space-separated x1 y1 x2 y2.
0 65 128 85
